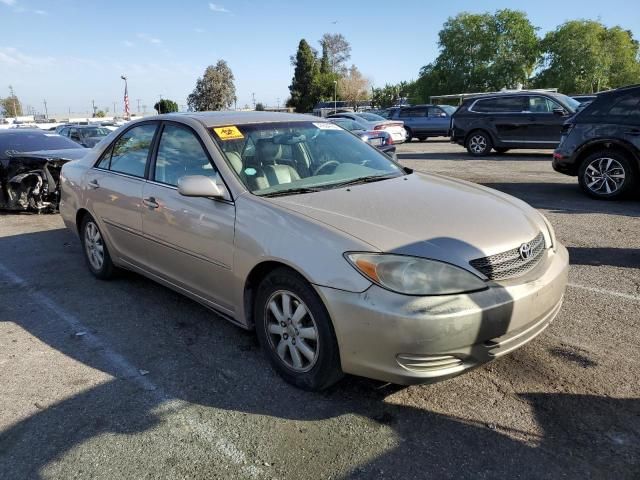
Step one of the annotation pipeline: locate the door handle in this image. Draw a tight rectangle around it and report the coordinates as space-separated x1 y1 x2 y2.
88 179 100 189
143 197 159 209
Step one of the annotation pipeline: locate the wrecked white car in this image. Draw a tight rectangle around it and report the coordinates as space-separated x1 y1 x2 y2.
0 129 88 213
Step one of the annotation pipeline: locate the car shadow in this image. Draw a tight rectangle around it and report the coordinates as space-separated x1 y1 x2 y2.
397 151 553 161
1 228 638 479
566 246 640 269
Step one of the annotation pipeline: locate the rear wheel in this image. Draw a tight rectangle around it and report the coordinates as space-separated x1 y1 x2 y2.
255 268 343 391
81 214 115 279
494 147 509 154
404 128 413 142
466 131 492 156
578 149 637 200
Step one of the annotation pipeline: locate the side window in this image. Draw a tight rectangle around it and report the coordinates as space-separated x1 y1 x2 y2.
528 96 557 113
607 94 640 123
428 107 445 117
154 124 216 186
59 127 69 137
474 97 525 113
69 128 81 141
109 123 157 177
410 107 427 117
399 108 413 118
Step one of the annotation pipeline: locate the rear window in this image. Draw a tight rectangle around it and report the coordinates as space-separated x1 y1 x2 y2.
581 91 640 124
0 130 81 160
472 97 526 113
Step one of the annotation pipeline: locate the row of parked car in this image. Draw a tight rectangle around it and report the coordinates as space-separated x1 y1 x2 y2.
332 85 639 200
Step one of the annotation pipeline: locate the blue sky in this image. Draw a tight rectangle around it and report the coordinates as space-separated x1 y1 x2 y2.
1 0 638 116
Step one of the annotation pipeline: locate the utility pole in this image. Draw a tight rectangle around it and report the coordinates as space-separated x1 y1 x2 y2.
251 92 256 109
136 99 141 113
92 99 97 117
113 102 117 116
43 99 48 120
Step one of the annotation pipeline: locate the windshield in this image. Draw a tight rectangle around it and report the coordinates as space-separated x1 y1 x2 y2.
552 93 581 112
82 127 110 137
330 119 364 132
210 121 404 196
0 131 81 160
439 105 457 115
356 112 386 122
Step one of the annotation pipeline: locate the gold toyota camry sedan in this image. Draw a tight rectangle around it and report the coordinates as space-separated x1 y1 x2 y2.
60 112 569 391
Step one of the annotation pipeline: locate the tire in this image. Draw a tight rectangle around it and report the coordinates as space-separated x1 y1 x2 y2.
494 147 509 154
578 149 637 200
404 128 413 142
466 131 492 156
80 214 116 280
255 267 343 391
417 136 427 142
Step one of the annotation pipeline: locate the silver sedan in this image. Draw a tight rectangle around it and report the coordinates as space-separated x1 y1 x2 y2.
60 112 568 390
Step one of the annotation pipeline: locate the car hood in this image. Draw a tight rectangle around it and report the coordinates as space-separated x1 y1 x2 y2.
269 172 547 268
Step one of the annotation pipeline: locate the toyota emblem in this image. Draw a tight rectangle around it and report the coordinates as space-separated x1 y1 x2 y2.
519 242 532 260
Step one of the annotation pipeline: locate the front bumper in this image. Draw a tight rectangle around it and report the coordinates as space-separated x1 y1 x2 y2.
316 244 569 385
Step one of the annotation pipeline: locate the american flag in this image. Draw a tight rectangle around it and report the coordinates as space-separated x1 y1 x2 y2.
123 82 130 118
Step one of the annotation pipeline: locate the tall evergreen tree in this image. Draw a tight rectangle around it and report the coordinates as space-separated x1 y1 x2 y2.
288 39 317 112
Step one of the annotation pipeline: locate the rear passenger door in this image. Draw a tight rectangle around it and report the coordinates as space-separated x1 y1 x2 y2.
426 106 450 136
474 96 528 143
86 122 159 268
400 107 428 135
141 122 236 313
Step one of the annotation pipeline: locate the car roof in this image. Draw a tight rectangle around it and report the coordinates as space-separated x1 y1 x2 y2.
150 111 320 128
0 128 52 135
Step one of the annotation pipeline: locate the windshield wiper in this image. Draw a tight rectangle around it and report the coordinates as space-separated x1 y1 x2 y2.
328 173 401 189
260 187 323 198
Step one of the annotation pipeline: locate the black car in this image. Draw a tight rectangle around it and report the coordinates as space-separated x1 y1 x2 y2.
0 129 87 212
57 125 111 148
553 84 640 200
450 91 581 156
327 118 397 159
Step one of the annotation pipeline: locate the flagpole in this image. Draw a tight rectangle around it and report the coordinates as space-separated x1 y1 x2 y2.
120 75 130 120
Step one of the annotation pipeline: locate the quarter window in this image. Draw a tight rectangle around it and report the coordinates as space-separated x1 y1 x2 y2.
154 124 217 186
100 123 157 177
427 107 445 117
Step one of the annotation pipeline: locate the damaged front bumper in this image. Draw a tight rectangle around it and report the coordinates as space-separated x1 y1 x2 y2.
0 149 87 213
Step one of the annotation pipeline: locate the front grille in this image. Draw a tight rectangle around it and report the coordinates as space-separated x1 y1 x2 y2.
469 232 546 281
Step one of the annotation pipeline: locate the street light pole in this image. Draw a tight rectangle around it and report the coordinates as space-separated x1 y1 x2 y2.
120 75 129 120
43 99 48 120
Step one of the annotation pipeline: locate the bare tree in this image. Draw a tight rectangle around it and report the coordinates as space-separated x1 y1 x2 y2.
337 65 370 108
320 33 351 74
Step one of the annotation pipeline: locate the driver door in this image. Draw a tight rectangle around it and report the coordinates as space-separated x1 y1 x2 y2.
141 122 236 313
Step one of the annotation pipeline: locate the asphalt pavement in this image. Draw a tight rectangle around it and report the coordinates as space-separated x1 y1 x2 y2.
1 140 639 479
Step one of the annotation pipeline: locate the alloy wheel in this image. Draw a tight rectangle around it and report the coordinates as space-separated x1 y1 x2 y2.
469 135 487 154
264 290 319 372
584 157 626 195
84 221 105 271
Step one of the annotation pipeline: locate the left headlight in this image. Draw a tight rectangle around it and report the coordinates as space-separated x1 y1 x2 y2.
345 253 487 296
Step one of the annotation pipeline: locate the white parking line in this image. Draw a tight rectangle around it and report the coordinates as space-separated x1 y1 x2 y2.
0 261 265 479
568 283 640 302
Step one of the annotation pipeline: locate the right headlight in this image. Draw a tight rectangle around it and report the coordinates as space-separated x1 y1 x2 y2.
345 253 487 296
540 213 556 250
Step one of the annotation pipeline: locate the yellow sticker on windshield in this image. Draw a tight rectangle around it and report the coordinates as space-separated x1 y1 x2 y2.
213 126 244 140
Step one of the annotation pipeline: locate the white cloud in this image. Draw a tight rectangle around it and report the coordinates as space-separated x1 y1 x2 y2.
0 46 55 68
208 3 229 13
0 0 17 6
136 33 162 45
122 40 134 47
34 9 46 15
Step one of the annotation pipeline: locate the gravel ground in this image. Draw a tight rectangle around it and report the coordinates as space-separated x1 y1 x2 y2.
1 140 639 480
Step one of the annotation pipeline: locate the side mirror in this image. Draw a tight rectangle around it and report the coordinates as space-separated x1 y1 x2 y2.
177 175 227 199
553 107 567 116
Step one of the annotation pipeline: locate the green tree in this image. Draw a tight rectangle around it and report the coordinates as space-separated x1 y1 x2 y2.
187 60 236 111
95 110 106 118
288 39 318 112
415 9 539 99
154 99 179 114
255 102 265 111
1 86 23 117
319 33 351 74
534 21 640 93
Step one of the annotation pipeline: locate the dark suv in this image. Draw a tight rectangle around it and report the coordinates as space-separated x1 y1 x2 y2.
388 104 456 141
553 84 640 200
450 91 580 156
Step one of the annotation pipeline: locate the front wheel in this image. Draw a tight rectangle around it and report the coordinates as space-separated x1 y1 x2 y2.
466 131 492 156
255 268 343 391
578 150 637 200
404 128 413 142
